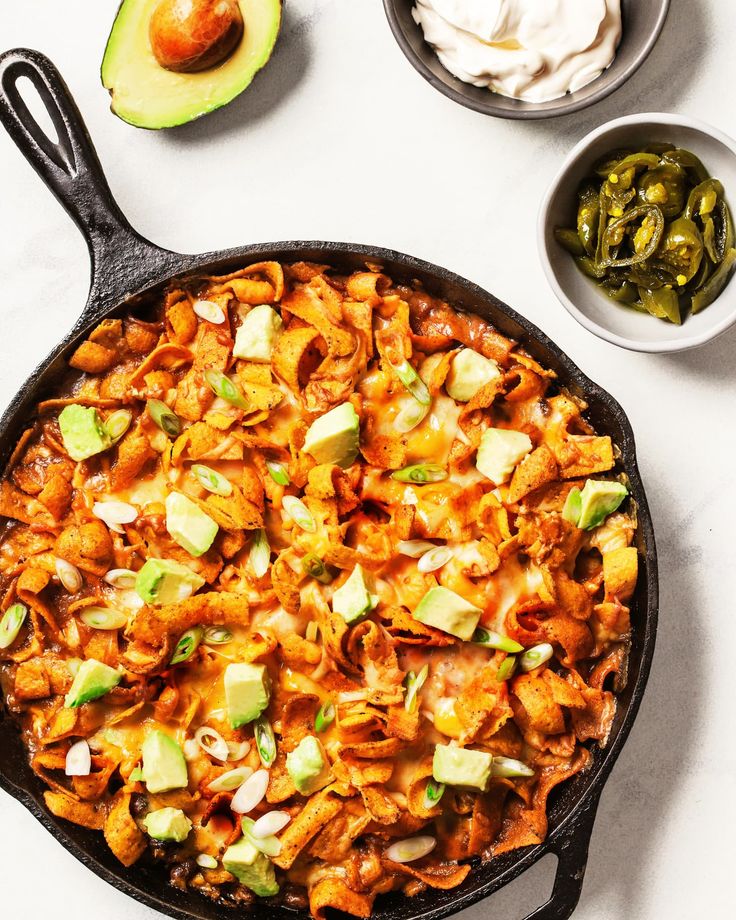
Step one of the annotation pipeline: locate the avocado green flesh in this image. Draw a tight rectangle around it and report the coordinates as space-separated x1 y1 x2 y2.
144 806 192 842
223 837 279 897
142 730 189 793
64 659 121 708
136 558 205 605
331 564 375 624
224 662 271 728
286 735 330 794
303 403 360 468
577 481 628 530
165 492 218 558
433 743 492 791
101 0 282 129
413 586 482 642
58 405 111 462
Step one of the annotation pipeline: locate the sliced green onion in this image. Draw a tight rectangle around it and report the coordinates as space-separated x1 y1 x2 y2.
105 409 133 444
241 816 281 857
193 299 226 324
147 399 181 437
520 643 554 673
395 399 430 434
315 700 336 733
254 716 276 767
93 501 137 531
0 603 27 649
66 657 82 678
266 460 290 486
495 655 517 683
195 725 230 761
171 626 203 665
231 769 269 813
422 779 445 810
282 495 316 532
55 558 82 594
79 606 128 630
227 740 251 761
417 545 453 573
192 463 233 497
203 626 232 645
404 664 429 713
65 739 91 777
491 756 535 779
104 568 138 589
250 528 271 578
128 766 144 782
390 359 431 406
562 487 582 526
472 628 524 654
204 369 249 410
196 853 219 870
397 540 437 558
207 766 254 793
386 835 437 863
251 810 291 838
391 464 447 484
301 553 332 584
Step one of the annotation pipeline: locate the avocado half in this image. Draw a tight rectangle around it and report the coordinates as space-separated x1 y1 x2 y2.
101 0 282 129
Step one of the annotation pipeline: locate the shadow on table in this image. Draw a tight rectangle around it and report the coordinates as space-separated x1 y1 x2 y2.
160 3 313 144
527 0 709 150
651 320 736 383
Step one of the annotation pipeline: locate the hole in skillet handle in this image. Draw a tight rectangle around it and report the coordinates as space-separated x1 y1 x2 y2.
0 48 102 205
517 787 603 920
0 47 181 319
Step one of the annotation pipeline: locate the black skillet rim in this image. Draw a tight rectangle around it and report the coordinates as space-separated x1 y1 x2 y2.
0 239 658 920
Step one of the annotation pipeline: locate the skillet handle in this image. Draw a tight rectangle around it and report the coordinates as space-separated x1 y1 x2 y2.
519 788 602 920
0 48 178 316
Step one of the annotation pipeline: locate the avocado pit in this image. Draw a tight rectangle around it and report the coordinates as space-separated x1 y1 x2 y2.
149 0 244 73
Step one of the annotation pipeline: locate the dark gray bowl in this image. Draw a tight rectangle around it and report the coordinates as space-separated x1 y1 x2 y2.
383 0 670 119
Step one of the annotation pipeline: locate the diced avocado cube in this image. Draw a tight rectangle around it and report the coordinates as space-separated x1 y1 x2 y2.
433 743 493 792
331 564 377 624
412 586 482 642
223 837 279 897
141 730 188 794
286 735 330 795
165 492 218 558
143 807 192 842
58 405 112 462
225 662 271 729
303 402 360 468
562 487 582 525
446 349 501 403
64 658 121 708
576 480 628 530
135 558 205 606
233 305 283 362
476 428 533 485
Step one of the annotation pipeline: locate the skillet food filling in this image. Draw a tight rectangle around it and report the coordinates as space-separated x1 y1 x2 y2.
0 261 638 916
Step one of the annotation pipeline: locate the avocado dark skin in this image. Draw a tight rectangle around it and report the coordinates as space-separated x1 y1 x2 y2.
149 0 244 73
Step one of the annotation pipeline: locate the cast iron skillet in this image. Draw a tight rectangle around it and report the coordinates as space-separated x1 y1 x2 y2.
0 48 657 920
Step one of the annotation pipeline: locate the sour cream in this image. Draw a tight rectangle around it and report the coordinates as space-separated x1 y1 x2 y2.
412 0 622 103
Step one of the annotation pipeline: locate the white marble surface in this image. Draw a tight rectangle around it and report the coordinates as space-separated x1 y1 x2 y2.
0 1 734 917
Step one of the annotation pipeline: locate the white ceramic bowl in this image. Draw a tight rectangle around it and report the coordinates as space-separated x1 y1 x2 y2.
538 113 736 353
